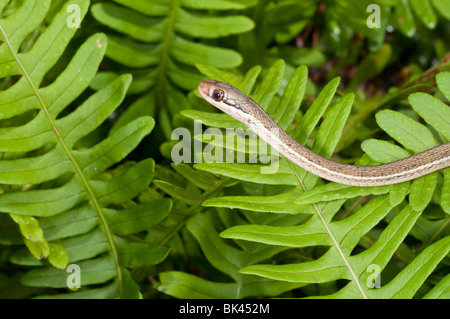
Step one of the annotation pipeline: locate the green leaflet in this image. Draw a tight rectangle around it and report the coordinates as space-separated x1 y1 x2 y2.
362 139 413 163
409 173 438 212
274 65 308 129
32 267 141 299
437 72 450 106
0 0 171 298
171 163 219 190
394 0 416 37
153 180 203 205
221 200 343 248
181 0 257 10
424 273 450 299
294 184 391 204
443 168 450 214
196 63 261 94
294 76 340 144
410 0 437 29
172 37 243 69
47 241 69 270
195 158 299 186
21 255 117 288
173 8 254 39
431 0 450 19
159 270 304 299
376 110 439 152
107 199 172 235
181 110 243 129
393 0 450 37
369 237 450 299
252 59 285 109
389 181 411 207
159 271 240 299
9 214 51 262
204 187 316 215
410 93 450 143
367 85 450 211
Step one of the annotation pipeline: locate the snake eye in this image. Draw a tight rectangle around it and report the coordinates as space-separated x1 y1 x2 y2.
212 89 224 101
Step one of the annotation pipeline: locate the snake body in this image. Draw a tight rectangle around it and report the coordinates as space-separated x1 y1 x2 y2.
198 80 450 186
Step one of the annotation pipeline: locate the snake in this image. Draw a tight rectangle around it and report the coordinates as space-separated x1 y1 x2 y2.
198 80 450 186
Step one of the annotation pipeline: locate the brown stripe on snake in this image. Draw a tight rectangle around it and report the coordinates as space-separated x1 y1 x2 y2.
198 80 450 186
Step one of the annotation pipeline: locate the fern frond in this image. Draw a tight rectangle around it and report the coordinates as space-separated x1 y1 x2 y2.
90 0 255 138
0 0 171 298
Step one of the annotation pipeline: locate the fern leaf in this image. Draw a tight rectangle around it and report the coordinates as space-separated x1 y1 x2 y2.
0 0 170 298
393 0 450 37
91 0 255 138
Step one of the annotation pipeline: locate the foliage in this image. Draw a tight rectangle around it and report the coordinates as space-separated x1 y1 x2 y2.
90 0 255 138
0 0 449 299
164 60 450 299
0 0 171 298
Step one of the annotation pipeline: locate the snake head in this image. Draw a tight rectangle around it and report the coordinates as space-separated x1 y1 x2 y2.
198 80 255 122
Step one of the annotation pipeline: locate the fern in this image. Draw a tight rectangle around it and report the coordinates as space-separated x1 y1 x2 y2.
1 0 448 301
392 0 450 37
159 60 450 298
90 0 255 138
265 0 389 56
266 0 450 50
146 162 234 248
0 0 171 298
